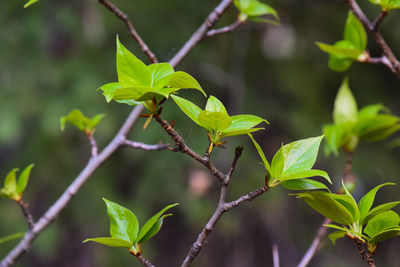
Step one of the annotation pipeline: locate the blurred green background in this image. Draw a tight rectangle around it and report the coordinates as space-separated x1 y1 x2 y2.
1 0 400 266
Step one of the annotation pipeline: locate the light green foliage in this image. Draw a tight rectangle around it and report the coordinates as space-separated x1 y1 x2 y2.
323 79 400 156
83 199 178 254
172 95 267 146
24 0 39 8
234 0 279 23
294 183 400 250
99 37 205 112
316 12 367 71
249 134 330 189
369 0 400 11
60 109 105 135
0 164 34 201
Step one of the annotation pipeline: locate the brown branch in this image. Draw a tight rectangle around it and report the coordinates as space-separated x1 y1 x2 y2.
296 218 331 267
169 0 234 67
371 11 388 32
122 139 169 151
87 133 98 158
351 238 376 267
15 200 35 230
206 20 242 38
129 250 155 267
98 0 158 63
154 114 225 182
345 0 400 78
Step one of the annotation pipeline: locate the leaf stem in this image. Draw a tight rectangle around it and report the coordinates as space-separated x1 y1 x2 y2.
15 199 35 230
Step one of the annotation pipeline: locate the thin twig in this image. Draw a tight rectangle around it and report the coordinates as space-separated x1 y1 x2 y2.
351 238 376 267
98 0 158 63
87 134 98 158
169 0 234 67
371 11 388 32
154 114 225 182
122 139 169 151
129 250 155 267
297 218 331 267
206 20 242 38
15 200 35 230
345 0 400 78
272 244 280 267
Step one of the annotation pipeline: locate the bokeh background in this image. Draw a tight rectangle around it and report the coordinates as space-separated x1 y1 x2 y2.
1 0 400 266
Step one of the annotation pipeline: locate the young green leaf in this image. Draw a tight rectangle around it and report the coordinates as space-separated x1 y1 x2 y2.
328 230 346 245
148 63 175 89
357 104 385 121
83 237 133 248
116 36 151 87
270 136 325 178
0 168 19 199
248 133 271 172
358 183 396 223
369 228 400 244
294 191 354 225
316 41 362 59
166 71 206 97
171 95 204 127
220 115 268 137
234 0 279 22
137 203 178 243
24 0 39 8
138 214 171 244
103 198 139 244
198 111 232 132
331 193 359 222
16 164 34 195
362 201 400 225
323 123 350 156
281 179 330 191
364 210 400 238
60 109 105 133
204 96 228 114
278 169 331 184
344 12 367 51
333 78 358 125
369 0 400 11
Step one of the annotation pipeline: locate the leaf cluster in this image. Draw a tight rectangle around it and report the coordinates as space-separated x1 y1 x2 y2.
0 164 34 201
60 109 105 135
294 183 400 253
83 199 178 255
323 78 400 156
316 12 367 72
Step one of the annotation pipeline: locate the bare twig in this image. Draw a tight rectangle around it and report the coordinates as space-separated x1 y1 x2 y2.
272 244 280 267
206 20 242 38
345 0 400 78
122 139 169 151
87 133 98 158
98 0 158 63
297 218 331 267
169 0 234 67
15 200 35 230
129 250 155 267
371 11 388 32
154 114 225 183
350 238 376 267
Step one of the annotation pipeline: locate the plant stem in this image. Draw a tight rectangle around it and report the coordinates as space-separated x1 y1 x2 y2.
15 200 35 230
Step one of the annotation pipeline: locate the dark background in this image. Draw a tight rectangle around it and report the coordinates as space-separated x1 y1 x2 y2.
1 0 400 266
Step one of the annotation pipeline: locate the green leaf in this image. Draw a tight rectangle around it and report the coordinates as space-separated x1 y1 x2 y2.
369 0 400 11
198 111 232 132
331 187 359 222
357 104 385 121
103 198 139 244
316 41 362 59
16 164 34 195
364 210 400 238
99 82 122 103
139 214 171 244
205 96 228 115
1 168 19 199
363 201 400 225
221 115 268 137
358 183 396 223
166 71 206 97
116 36 151 87
323 123 350 156
83 237 132 248
329 230 346 245
88 114 106 130
0 232 25 245
278 169 331 184
171 95 204 127
148 63 175 89
248 133 270 173
281 179 330 191
294 191 354 225
355 114 400 142
333 78 358 125
110 86 153 101
270 136 324 179
324 224 367 239
369 228 400 244
344 12 367 51
235 0 279 20
60 109 104 133
220 127 264 138
137 203 178 243
24 0 39 8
